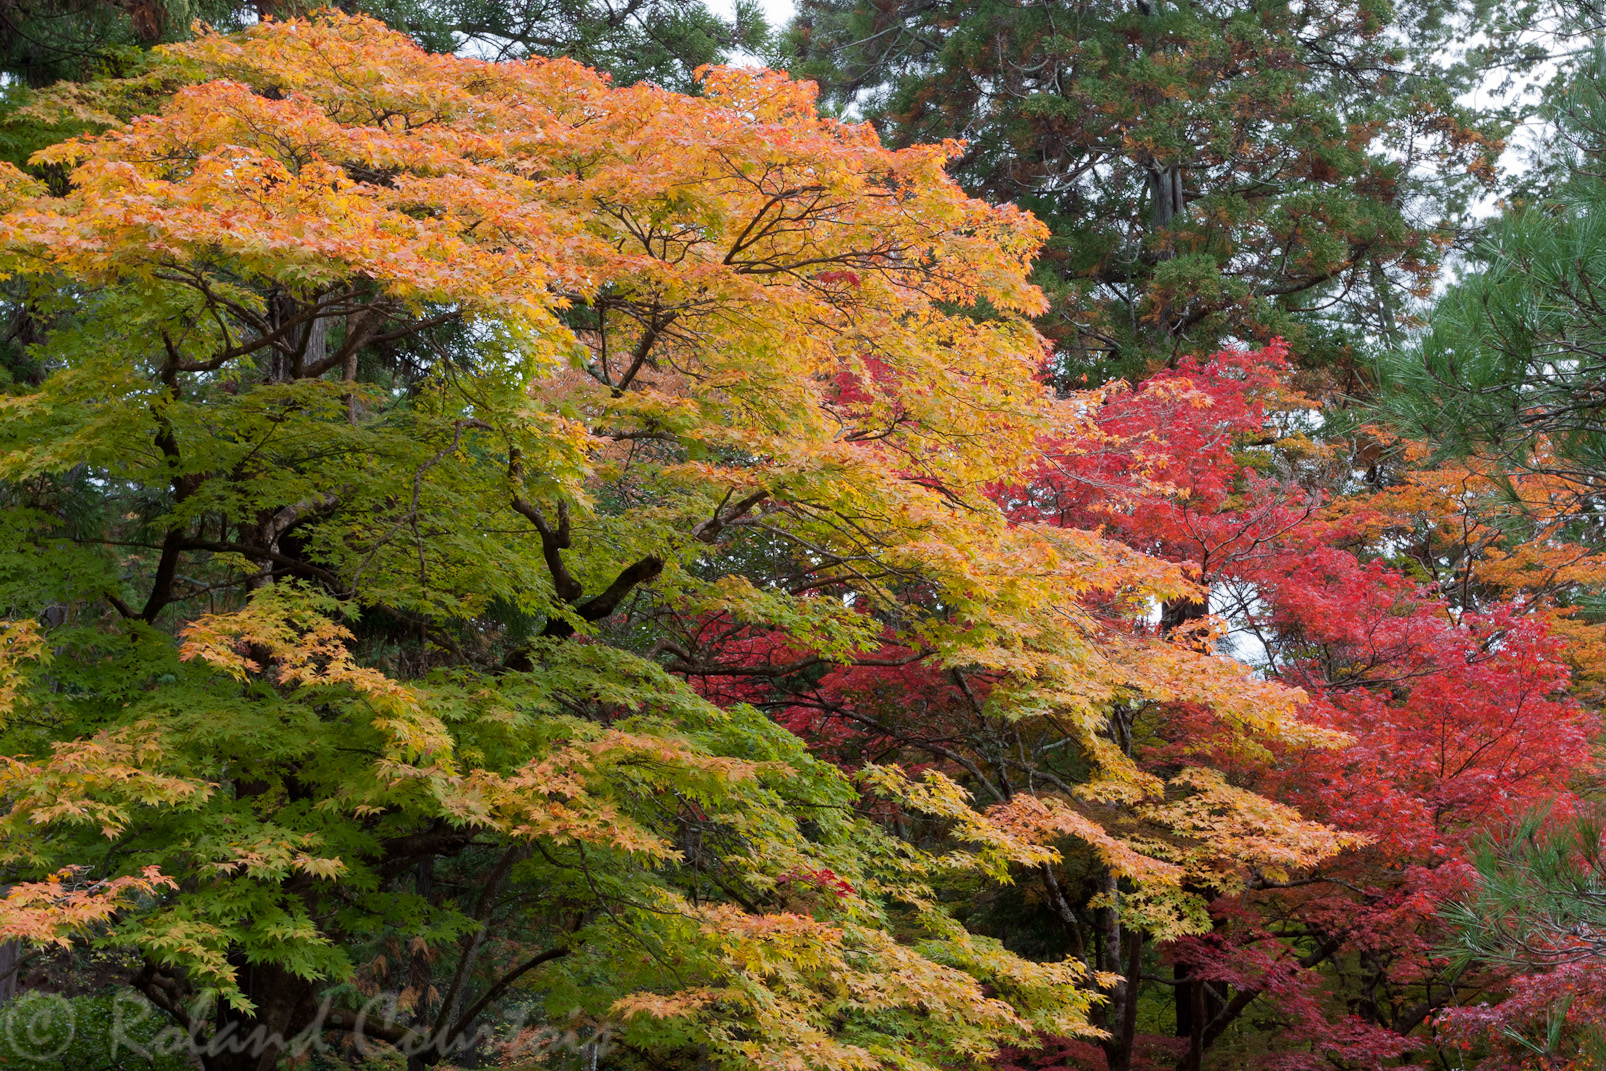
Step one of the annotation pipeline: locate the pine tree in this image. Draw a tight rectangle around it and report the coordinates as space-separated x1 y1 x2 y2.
781 0 1522 385
1377 40 1606 495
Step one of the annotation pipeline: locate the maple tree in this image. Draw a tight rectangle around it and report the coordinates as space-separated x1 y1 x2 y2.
2 9 1601 1071
1365 37 1606 1065
715 338 1606 1070
1016 344 1604 1069
0 14 1344 1071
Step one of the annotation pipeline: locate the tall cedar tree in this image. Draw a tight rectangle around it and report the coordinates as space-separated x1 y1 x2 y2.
780 0 1516 385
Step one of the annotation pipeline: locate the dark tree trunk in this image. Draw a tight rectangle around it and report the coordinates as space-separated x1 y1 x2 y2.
407 858 436 1071
137 957 322 1071
0 938 17 1006
1160 593 1208 636
1148 165 1186 232
1098 872 1145 1071
198 960 320 1071
1175 962 1204 1071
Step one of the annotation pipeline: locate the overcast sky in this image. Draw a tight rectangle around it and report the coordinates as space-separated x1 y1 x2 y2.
710 0 798 53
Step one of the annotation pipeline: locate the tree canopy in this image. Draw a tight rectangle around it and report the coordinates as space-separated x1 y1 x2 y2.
0 14 1342 1071
4 6 1606 1071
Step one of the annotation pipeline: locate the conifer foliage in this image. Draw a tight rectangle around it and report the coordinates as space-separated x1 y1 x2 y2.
783 0 1512 381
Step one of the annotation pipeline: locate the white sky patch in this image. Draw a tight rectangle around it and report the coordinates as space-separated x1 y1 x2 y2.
708 0 798 64
1458 39 1559 223
1212 579 1275 673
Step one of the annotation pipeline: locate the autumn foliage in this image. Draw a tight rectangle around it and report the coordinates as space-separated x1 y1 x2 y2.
0 12 1602 1071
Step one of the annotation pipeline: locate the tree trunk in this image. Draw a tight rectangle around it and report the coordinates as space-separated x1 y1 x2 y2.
1174 934 1342 1071
0 939 17 1005
1099 872 1144 1071
1160 593 1208 635
189 960 319 1071
1148 165 1185 233
407 858 436 1071
1175 963 1204 1071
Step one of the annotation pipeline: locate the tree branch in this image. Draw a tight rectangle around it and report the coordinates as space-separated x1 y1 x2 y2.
541 555 664 638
